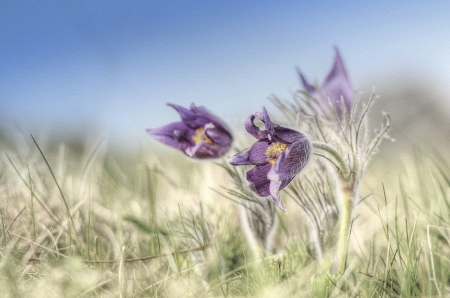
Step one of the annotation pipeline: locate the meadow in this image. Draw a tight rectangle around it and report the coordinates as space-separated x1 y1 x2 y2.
1 90 450 298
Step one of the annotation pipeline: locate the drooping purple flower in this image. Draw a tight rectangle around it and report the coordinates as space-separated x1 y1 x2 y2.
229 107 311 212
298 48 354 116
147 103 233 159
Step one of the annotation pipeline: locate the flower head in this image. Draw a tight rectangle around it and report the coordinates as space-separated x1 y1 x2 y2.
298 48 354 116
147 103 233 159
229 107 311 212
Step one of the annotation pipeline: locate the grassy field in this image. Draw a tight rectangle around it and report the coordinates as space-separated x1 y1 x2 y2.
1 114 450 297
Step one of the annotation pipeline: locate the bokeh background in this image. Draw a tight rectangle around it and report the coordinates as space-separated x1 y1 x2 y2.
1 1 450 151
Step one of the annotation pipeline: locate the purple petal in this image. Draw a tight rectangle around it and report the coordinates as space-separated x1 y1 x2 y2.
147 122 194 151
273 126 305 143
168 103 209 128
269 178 295 212
186 142 230 159
267 137 311 182
298 70 321 100
189 104 231 132
248 140 271 165
322 48 354 112
204 125 233 147
246 163 272 197
245 115 268 140
255 107 276 139
229 149 251 166
269 180 287 212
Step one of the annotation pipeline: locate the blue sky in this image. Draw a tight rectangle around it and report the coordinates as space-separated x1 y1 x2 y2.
1 1 450 148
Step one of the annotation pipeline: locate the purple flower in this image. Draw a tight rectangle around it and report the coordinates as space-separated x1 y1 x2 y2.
298 48 354 116
147 103 233 159
229 107 311 212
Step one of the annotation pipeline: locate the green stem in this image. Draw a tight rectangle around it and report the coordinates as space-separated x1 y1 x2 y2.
336 186 354 274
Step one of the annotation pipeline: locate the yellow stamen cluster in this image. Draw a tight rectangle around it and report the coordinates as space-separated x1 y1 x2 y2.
191 127 215 145
265 142 289 165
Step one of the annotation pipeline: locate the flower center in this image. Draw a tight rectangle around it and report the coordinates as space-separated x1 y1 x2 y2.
265 142 289 165
191 127 215 145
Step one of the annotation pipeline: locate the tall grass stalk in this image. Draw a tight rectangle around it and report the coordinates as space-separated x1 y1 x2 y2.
30 135 83 255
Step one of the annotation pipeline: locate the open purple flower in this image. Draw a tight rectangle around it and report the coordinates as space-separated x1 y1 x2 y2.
298 48 354 116
147 103 233 159
229 107 311 212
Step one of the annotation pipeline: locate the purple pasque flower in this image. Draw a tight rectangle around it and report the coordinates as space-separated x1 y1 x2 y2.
229 107 311 212
298 48 354 116
147 103 233 159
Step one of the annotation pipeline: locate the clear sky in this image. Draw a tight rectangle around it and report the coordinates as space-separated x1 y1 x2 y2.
1 1 450 149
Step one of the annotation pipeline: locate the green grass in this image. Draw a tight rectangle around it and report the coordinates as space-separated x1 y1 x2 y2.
0 133 449 297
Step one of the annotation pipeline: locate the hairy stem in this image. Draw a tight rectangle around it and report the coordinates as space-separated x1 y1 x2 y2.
336 186 354 274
